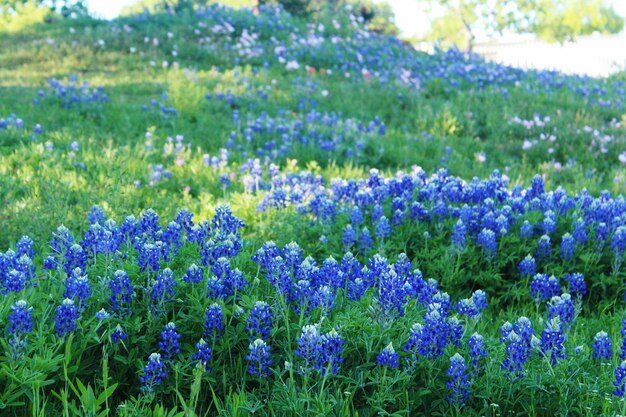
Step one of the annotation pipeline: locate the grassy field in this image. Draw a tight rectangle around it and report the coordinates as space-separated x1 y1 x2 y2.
1 3 626 416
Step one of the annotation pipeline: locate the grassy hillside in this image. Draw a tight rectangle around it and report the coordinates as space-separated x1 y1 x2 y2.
1 3 626 416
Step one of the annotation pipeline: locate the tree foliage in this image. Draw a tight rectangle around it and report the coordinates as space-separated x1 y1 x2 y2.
422 0 625 50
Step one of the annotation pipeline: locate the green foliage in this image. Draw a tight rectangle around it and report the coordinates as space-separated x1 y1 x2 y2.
422 0 625 50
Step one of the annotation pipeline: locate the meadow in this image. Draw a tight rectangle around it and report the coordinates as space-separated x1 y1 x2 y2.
1 3 626 416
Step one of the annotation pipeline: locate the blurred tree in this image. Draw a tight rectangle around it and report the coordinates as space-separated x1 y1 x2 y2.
421 0 625 51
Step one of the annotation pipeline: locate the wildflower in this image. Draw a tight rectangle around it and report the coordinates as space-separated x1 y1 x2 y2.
8 300 33 335
109 270 134 313
192 339 213 371
451 220 466 252
246 301 272 340
111 325 127 343
377 343 399 369
468 333 487 369
246 338 272 377
54 298 79 337
446 353 469 406
593 331 612 362
140 353 167 392
203 303 224 340
540 318 567 365
158 322 181 360
476 228 497 258
564 273 586 298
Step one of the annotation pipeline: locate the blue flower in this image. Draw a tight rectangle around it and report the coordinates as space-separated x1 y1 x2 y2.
183 263 203 284
593 331 612 362
109 270 134 313
375 216 390 240
468 333 487 369
140 353 167 393
615 360 626 397
377 343 399 369
540 317 567 365
536 235 551 259
246 338 272 377
451 220 466 252
204 303 224 340
476 228 497 258
564 273 586 298
246 301 272 340
530 274 560 301
8 300 33 335
158 322 181 360
54 298 80 338
446 353 469 406
547 293 576 326
560 233 575 261
192 339 213 371
111 325 127 343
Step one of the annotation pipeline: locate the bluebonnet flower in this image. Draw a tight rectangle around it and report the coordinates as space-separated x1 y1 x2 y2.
151 268 176 309
246 338 272 377
448 316 464 346
572 218 588 245
375 216 390 240
203 303 224 340
530 274 560 301
612 226 626 256
351 207 364 225
501 331 530 379
246 301 272 340
139 209 160 238
468 333 487 369
88 205 106 225
547 294 576 326
342 225 357 249
50 225 73 256
500 321 513 342
111 325 127 343
451 220 466 252
471 290 487 312
192 339 213 371
446 353 469 406
319 329 344 375
54 298 80 337
377 343 399 369
64 267 92 304
564 273 586 298
358 227 373 253
158 322 181 360
109 270 134 313
295 324 323 368
560 233 575 261
183 264 203 284
140 353 167 393
536 235 551 259
377 269 408 317
520 220 534 239
514 317 535 346
2 269 28 294
64 244 87 274
137 242 163 273
15 236 35 258
43 255 58 270
540 318 567 365
95 309 110 320
207 257 246 300
476 228 497 258
615 360 626 397
593 331 612 361
456 298 478 318
8 300 33 335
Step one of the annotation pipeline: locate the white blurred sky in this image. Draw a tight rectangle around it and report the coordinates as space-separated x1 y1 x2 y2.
87 0 626 39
